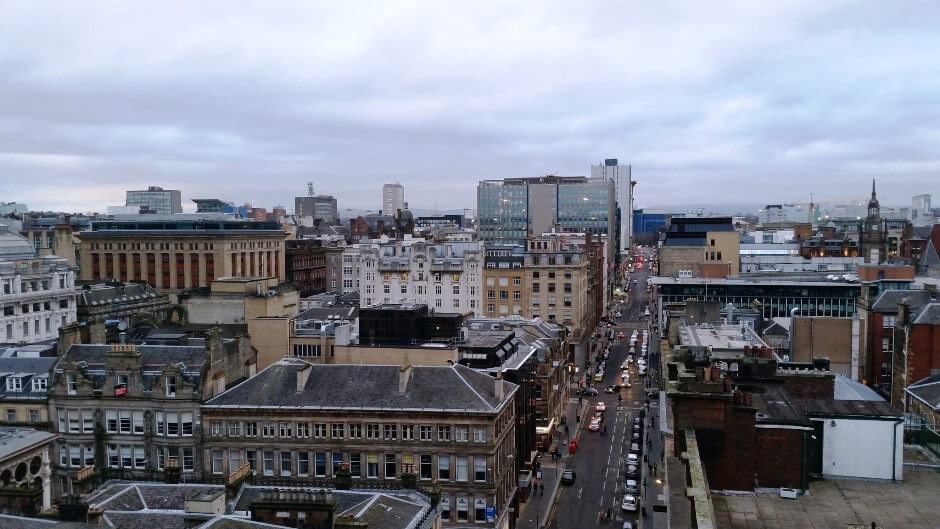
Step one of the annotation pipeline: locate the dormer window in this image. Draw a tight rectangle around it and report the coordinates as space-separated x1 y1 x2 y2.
67 374 77 395
6 377 22 392
166 375 177 397
31 377 47 391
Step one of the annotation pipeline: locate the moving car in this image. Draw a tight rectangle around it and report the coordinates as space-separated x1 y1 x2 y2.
622 522 635 529
593 411 604 422
621 494 638 512
638 365 647 376
633 279 638 284
588 419 601 432
617 331 625 339
604 385 621 394
596 401 607 412
561 469 577 485
614 310 622 318
594 372 604 382
581 387 599 396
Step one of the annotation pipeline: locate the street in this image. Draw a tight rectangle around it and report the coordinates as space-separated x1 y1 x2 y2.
550 253 660 529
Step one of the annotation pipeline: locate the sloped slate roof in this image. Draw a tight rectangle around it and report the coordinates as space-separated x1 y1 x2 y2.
796 398 901 418
913 302 940 325
906 374 940 409
870 289 931 312
204 359 515 412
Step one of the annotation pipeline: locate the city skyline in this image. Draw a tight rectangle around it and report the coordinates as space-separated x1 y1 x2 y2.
2 2 939 211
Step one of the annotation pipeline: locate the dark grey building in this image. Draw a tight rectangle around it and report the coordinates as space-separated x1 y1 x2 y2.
295 195 338 221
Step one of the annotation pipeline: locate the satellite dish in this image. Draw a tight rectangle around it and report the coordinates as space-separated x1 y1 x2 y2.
117 321 128 331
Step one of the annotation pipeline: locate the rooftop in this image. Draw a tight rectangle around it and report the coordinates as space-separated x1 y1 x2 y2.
203 359 516 413
0 427 57 461
870 288 932 312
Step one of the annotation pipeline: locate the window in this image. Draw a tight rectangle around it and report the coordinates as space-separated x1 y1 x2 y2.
437 425 451 441
32 377 47 391
453 285 460 295
228 421 241 437
332 453 344 474
119 411 131 433
293 344 322 357
487 304 495 313
401 424 414 440
5 409 15 423
262 422 276 438
349 423 362 439
84 443 94 467
182 413 193 436
332 423 345 439
212 450 224 474
475 498 487 522
67 410 80 432
298 452 309 475
366 423 380 439
419 425 432 441
246 451 257 471
350 453 361 477
297 423 312 438
475 458 487 481
280 452 292 476
182 447 195 473
5 377 21 392
165 412 179 436
532 283 540 293
132 411 144 434
385 454 397 478
882 336 893 353
315 452 327 476
29 409 40 423
435 285 442 295
457 497 469 522
263 451 275 476
279 422 293 438
456 456 469 481
440 497 450 521
438 455 450 480
165 375 177 397
883 315 897 328
229 452 241 474
384 424 397 440
67 374 77 395
366 453 378 478
245 421 258 436
455 425 469 442
513 291 521 300
473 426 487 443
420 454 432 479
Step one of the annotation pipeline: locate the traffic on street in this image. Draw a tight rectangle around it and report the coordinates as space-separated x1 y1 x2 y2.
547 247 661 529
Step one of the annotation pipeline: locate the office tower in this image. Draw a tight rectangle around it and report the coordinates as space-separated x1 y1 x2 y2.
125 186 182 214
591 159 632 255
383 183 405 215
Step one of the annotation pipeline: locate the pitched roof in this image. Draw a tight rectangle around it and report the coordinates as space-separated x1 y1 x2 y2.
204 359 516 412
905 374 940 409
795 398 901 418
0 357 55 400
833 375 885 401
913 302 940 326
870 289 931 312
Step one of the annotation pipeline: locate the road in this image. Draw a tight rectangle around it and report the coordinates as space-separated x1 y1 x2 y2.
552 254 656 529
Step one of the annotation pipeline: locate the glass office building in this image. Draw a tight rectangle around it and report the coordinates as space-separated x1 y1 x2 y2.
477 176 614 247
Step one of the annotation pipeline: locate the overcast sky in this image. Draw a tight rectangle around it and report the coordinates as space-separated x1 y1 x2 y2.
2 1 938 213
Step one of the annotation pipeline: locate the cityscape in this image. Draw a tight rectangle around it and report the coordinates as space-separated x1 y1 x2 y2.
2 3 940 529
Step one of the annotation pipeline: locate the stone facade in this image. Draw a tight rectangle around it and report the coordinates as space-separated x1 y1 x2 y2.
0 256 77 345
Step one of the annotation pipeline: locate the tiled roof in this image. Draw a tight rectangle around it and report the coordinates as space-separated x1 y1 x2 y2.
0 427 57 460
62 344 206 369
0 357 55 400
906 374 940 409
870 289 931 312
913 302 940 325
103 511 207 529
795 398 901 418
204 359 515 412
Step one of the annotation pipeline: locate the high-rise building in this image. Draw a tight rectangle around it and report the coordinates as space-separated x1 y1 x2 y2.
912 194 933 227
477 175 615 262
382 183 405 215
125 186 182 214
591 159 632 255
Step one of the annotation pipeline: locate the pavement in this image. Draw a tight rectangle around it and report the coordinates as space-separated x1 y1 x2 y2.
712 468 940 529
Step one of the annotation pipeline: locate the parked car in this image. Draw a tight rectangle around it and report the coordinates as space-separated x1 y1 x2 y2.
646 388 659 400
588 419 601 432
624 479 638 494
622 522 635 529
627 452 639 465
621 494 638 512
561 469 577 485
568 440 578 454
638 365 647 376
582 387 599 396
631 442 641 453
625 464 639 479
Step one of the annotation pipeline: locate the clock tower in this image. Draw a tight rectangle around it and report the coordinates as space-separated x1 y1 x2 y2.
859 179 886 263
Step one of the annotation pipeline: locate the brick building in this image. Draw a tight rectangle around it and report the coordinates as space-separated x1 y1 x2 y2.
892 301 940 410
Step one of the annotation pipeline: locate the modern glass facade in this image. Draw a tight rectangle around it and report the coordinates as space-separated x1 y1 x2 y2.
477 177 613 246
556 183 612 236
657 282 861 318
478 183 529 245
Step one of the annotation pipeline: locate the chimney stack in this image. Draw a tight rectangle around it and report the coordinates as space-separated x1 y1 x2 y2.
296 363 311 392
495 371 504 400
399 364 412 394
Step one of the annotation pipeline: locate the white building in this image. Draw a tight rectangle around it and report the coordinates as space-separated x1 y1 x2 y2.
757 204 811 225
382 183 405 215
1 257 77 345
591 159 632 254
347 238 482 311
912 194 933 227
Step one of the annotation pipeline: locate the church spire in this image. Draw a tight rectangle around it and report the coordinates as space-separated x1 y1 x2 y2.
872 178 876 199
